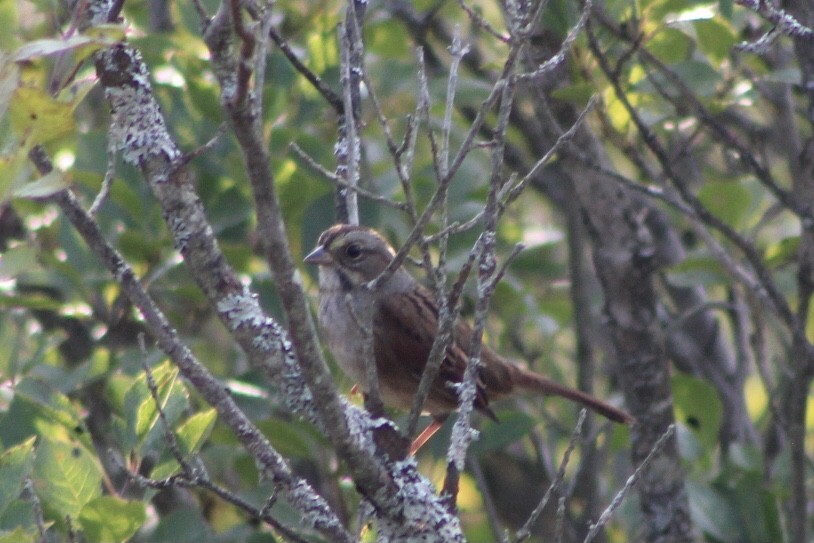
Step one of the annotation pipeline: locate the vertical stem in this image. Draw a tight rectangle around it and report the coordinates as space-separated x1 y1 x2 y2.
334 0 367 224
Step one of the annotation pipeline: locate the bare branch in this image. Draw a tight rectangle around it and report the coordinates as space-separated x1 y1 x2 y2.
735 0 814 38
584 425 677 543
516 410 587 540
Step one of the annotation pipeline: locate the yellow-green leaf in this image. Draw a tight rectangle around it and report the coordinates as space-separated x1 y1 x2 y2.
176 408 217 456
0 437 36 516
9 87 74 145
79 497 146 543
33 437 102 518
0 526 44 543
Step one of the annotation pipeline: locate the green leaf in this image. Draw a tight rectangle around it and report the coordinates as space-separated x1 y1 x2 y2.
126 361 175 438
762 67 801 85
0 378 92 450
0 437 35 516
79 497 146 543
550 82 595 105
0 526 44 543
0 245 39 280
645 0 694 20
694 18 737 66
726 443 764 472
0 0 19 51
672 373 722 452
667 60 723 97
176 408 217 455
0 61 19 124
722 471 783 543
150 506 212 543
666 256 729 287
10 27 123 62
9 87 74 145
719 0 733 18
256 417 314 458
12 169 70 199
33 437 102 519
646 28 692 64
697 180 752 229
0 152 30 204
469 411 536 455
687 480 745 542
151 409 218 480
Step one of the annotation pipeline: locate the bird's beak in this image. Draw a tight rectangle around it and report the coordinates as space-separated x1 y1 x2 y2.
304 245 333 266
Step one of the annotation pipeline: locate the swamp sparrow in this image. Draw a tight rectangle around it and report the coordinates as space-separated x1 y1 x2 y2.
305 224 633 442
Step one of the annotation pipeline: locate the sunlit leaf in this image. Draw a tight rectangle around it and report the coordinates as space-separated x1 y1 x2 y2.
79 497 146 543
9 87 74 145
0 378 92 450
33 437 102 518
176 408 217 456
0 526 44 543
123 361 190 451
764 235 799 268
0 437 35 517
0 59 19 122
0 0 18 51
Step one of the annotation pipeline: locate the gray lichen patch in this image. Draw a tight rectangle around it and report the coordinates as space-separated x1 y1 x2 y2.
95 46 180 166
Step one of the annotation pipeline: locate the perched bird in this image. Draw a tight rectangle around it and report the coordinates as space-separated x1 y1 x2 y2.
305 224 633 449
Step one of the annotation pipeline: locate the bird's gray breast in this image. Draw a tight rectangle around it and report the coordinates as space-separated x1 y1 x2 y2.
317 269 375 386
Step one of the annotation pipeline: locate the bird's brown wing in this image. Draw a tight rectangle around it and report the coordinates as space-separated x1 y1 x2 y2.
374 285 492 417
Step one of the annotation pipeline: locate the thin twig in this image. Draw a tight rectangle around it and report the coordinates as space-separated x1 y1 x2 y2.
583 425 676 543
290 143 408 210
253 7 275 105
88 129 118 216
113 454 311 543
440 26 470 179
337 19 361 225
230 0 256 107
457 0 510 42
467 457 506 542
25 478 47 543
518 0 592 81
171 123 228 171
137 334 199 475
268 26 343 113
735 0 813 38
516 410 586 540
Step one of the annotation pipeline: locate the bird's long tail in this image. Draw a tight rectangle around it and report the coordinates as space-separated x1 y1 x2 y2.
513 369 635 424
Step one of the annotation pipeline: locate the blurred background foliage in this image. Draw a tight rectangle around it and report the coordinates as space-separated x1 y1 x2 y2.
0 0 808 541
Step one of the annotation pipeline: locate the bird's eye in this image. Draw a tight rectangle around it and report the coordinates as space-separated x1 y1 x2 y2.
345 243 363 259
